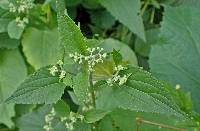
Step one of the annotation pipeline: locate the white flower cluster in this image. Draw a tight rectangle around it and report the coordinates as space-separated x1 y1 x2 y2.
82 92 95 112
9 0 34 28
9 0 33 13
60 112 84 130
48 60 66 81
15 17 29 28
107 65 131 86
69 47 107 72
43 108 56 131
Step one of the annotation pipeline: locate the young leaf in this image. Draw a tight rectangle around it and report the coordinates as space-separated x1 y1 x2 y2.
112 49 122 65
22 28 63 69
0 49 27 127
96 66 186 118
149 6 200 112
7 20 24 39
56 0 87 54
5 66 66 104
99 0 145 41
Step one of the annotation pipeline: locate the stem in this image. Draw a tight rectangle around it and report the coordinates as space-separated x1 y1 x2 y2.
136 117 185 131
150 8 155 24
89 72 96 107
141 0 150 16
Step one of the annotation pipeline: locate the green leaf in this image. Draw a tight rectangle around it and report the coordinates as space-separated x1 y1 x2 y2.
84 109 109 123
89 10 115 29
7 20 24 39
73 72 89 104
99 0 145 41
22 28 62 69
16 105 52 131
135 29 159 57
0 18 10 33
101 38 138 66
96 66 185 118
110 109 136 131
149 6 200 112
6 66 66 104
0 33 20 49
112 49 122 65
56 0 87 54
54 100 70 117
180 0 200 8
0 49 27 127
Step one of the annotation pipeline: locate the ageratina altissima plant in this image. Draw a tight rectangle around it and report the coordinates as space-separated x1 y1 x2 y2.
8 0 34 28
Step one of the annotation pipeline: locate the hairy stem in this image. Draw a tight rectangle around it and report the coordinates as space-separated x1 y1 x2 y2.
136 117 185 131
89 72 96 107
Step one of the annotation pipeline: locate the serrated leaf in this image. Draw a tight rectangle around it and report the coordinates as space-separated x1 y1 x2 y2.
16 105 52 131
22 28 62 69
99 0 145 41
56 0 87 54
0 49 27 127
101 38 138 66
0 33 20 49
7 20 24 39
6 66 66 104
84 109 109 123
73 72 89 104
54 100 70 117
96 66 185 118
149 6 200 112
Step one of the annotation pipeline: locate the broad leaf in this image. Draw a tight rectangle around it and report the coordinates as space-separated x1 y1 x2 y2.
0 18 10 33
7 20 24 39
22 28 62 69
99 0 145 41
56 0 87 54
96 66 185 118
0 49 27 127
149 6 200 111
101 38 138 66
6 66 66 104
16 105 52 131
0 33 20 49
84 109 109 123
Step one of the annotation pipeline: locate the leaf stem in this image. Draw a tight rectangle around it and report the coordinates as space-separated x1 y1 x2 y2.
141 0 150 16
89 72 96 107
136 117 185 131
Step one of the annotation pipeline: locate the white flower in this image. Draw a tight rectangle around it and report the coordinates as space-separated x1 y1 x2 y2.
61 117 67 122
49 65 58 76
175 84 181 90
107 65 130 86
9 3 16 12
57 60 64 66
59 70 66 80
119 75 128 86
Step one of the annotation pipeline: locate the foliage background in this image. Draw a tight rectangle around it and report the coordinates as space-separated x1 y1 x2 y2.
0 0 200 130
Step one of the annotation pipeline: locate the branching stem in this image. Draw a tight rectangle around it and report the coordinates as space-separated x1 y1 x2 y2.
136 117 185 131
